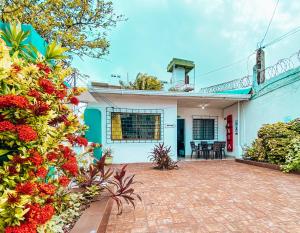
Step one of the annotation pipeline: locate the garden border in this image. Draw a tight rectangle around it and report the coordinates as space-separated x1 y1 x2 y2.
70 195 113 233
235 159 300 175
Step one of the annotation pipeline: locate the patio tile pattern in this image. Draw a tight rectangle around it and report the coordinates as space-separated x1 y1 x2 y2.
106 160 300 233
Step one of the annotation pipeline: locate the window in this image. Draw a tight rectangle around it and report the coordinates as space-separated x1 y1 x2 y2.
193 118 215 140
111 112 161 141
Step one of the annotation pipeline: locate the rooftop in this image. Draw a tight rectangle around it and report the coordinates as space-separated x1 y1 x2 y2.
167 58 195 73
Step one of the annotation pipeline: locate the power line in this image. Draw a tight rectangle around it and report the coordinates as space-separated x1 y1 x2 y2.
198 52 256 77
263 25 300 48
259 0 280 48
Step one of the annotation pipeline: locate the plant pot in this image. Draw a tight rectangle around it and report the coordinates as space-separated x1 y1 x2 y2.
105 156 113 165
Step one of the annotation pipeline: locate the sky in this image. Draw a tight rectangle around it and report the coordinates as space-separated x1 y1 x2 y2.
72 0 300 90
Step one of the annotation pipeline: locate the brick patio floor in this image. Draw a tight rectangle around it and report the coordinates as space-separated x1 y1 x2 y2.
106 160 300 233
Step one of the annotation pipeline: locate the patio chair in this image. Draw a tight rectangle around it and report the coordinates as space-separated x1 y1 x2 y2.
220 141 226 158
190 141 199 158
200 141 209 159
212 142 222 159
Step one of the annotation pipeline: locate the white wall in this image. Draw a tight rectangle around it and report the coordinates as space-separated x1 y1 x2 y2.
177 107 226 156
240 80 300 149
89 95 177 164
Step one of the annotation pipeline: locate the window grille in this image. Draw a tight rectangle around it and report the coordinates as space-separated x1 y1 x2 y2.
106 107 164 143
192 116 218 140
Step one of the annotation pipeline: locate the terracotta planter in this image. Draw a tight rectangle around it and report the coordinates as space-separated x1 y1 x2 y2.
105 156 113 165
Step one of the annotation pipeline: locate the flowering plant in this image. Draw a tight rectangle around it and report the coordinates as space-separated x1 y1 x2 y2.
0 26 90 232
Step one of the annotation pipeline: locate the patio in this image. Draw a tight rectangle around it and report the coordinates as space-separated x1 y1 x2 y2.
106 160 300 233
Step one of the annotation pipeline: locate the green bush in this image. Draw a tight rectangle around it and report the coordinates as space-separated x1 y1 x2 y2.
245 118 300 172
281 136 300 172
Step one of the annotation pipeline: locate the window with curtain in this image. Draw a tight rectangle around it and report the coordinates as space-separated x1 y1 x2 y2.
193 119 215 140
111 112 161 141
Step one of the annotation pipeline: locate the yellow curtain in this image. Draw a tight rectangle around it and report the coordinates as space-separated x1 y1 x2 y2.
112 113 122 140
154 115 160 140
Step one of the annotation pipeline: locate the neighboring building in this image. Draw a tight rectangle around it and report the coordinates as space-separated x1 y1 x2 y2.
81 57 300 164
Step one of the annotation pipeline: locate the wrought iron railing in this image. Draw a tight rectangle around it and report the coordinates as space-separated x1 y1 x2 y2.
198 75 252 94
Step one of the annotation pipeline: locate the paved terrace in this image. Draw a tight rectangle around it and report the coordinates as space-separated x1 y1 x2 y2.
106 160 300 233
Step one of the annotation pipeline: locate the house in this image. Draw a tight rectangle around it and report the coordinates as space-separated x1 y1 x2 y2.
81 56 300 164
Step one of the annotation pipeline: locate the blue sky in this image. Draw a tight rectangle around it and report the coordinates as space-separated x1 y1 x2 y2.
73 0 300 90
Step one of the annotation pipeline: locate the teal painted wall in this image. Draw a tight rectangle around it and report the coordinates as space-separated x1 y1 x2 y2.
0 22 47 56
84 107 102 159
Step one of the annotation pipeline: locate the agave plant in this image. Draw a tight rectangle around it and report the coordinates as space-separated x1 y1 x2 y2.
0 22 37 60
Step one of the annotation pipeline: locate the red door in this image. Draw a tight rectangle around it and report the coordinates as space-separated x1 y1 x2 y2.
226 115 233 152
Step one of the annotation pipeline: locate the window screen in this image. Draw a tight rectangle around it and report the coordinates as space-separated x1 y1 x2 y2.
193 119 215 140
111 112 161 141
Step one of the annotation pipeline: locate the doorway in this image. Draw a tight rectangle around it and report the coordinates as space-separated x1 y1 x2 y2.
177 119 185 157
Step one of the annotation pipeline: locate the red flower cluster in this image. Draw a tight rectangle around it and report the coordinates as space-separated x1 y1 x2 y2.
61 156 78 176
26 203 55 225
29 150 43 166
28 89 41 100
55 89 67 100
59 145 73 159
38 183 56 195
38 78 55 94
67 135 88 147
0 121 15 132
58 176 70 187
76 136 88 147
0 95 29 109
36 167 48 178
16 125 38 142
16 182 37 195
30 101 49 116
11 64 22 73
36 63 51 74
46 152 59 161
69 96 79 105
5 222 36 233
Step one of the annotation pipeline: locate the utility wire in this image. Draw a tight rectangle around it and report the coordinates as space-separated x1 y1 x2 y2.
259 0 280 48
198 52 256 77
262 25 300 48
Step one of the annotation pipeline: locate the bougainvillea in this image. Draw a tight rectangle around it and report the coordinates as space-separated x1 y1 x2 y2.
0 36 89 232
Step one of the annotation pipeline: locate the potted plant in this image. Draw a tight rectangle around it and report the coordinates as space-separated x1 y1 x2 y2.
103 147 113 165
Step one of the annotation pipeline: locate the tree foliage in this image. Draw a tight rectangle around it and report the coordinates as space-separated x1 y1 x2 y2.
120 73 164 90
0 0 123 59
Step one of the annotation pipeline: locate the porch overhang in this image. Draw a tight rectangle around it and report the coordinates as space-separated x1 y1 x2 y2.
87 88 251 109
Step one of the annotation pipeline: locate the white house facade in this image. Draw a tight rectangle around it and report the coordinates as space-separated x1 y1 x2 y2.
80 60 300 164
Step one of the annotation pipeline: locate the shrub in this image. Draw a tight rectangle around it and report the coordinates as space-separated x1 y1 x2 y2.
149 143 178 170
245 118 300 172
281 136 300 172
76 155 141 215
244 138 266 161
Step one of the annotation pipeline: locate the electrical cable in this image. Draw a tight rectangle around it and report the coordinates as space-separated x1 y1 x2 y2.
259 0 280 48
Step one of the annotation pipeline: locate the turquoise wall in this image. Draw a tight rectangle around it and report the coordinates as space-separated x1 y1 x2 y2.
0 22 47 56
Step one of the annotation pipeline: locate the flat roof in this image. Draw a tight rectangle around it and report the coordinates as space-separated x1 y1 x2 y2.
88 88 251 100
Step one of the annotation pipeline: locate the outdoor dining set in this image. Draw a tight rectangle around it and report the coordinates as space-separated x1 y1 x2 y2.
190 141 226 159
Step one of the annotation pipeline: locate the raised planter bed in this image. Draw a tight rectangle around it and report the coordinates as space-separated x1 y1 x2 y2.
70 195 113 233
235 159 300 174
